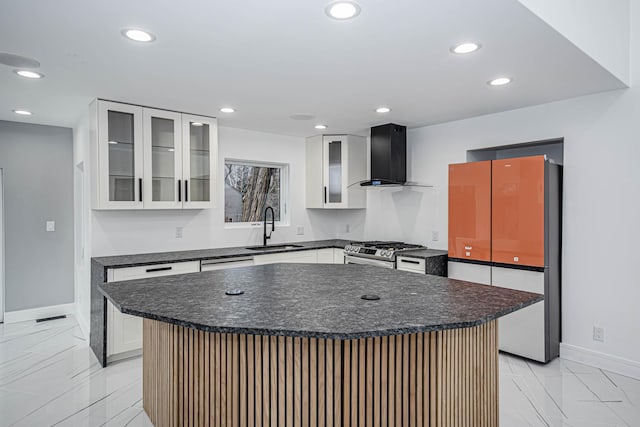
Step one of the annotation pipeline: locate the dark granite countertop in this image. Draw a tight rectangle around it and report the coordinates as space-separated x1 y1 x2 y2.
92 239 351 268
98 263 542 339
397 249 448 259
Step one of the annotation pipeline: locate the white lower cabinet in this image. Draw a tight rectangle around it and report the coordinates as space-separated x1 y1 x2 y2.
254 248 347 265
491 266 546 362
253 250 318 265
317 248 335 264
396 256 425 274
201 257 254 271
107 301 143 357
106 260 200 361
447 261 491 285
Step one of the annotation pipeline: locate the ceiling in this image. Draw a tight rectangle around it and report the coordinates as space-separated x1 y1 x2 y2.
0 0 626 137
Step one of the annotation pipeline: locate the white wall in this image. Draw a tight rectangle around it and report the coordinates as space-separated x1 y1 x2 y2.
518 0 631 85
364 3 640 373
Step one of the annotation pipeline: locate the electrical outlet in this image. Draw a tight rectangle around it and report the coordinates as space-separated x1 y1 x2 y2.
345 224 350 233
432 230 439 241
46 221 55 232
593 326 605 342
296 226 304 235
176 227 183 239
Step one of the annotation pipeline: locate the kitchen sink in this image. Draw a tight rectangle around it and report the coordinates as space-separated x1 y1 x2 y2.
245 244 304 251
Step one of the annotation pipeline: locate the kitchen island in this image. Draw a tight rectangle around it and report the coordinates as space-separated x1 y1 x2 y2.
99 263 541 426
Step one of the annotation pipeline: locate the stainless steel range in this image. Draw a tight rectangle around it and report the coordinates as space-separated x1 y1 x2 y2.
344 241 425 269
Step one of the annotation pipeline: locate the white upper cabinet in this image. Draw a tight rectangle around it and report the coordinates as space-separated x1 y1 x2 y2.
181 114 218 209
143 108 183 209
94 100 144 209
305 135 366 209
91 100 217 210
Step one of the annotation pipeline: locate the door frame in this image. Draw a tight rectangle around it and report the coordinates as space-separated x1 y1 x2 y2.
0 168 5 322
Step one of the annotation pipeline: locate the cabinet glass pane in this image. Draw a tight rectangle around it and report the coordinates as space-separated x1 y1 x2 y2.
151 117 175 202
328 140 342 203
189 122 210 202
108 110 135 201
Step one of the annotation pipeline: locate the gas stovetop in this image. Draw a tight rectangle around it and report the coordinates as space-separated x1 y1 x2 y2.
344 241 425 261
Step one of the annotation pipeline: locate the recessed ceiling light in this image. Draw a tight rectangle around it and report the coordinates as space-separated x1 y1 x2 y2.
451 43 481 54
121 29 156 42
375 107 391 113
325 1 361 20
488 77 512 86
13 109 32 116
315 124 328 130
220 107 235 113
191 122 204 127
14 70 44 79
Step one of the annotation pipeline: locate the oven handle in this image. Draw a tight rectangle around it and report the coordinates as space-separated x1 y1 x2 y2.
344 255 395 269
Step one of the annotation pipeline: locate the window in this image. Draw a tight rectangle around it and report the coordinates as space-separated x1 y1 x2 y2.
224 160 288 224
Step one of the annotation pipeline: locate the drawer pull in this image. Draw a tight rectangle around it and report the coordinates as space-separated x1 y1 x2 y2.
146 266 173 273
400 259 420 265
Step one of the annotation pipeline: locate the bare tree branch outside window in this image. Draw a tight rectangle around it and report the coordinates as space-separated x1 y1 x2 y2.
224 163 281 223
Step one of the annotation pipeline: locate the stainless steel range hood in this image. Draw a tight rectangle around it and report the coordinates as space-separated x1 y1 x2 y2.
360 123 407 187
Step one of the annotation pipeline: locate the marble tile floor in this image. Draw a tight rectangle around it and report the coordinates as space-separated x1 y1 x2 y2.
1 316 638 426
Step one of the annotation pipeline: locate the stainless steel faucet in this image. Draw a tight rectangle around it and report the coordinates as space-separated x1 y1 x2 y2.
263 206 275 246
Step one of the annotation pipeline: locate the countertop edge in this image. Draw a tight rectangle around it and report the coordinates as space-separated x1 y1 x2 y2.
92 239 351 269
98 282 543 339
396 249 448 260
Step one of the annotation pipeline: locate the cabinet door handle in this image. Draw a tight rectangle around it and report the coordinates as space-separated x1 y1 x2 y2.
185 180 189 202
146 266 173 273
324 186 327 204
139 178 143 202
400 259 420 265
177 180 182 202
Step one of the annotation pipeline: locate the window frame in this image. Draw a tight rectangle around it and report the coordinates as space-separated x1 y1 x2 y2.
223 158 290 228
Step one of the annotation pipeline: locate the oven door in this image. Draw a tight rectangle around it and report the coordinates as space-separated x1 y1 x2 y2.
344 254 395 269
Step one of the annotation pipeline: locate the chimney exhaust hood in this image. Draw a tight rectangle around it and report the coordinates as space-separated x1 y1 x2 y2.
360 123 407 187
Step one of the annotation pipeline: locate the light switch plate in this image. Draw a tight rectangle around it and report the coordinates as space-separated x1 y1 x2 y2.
593 326 605 342
46 221 55 232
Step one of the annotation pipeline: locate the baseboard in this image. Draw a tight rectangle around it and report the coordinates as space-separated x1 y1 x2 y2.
561 343 640 380
75 308 90 341
4 303 75 324
107 348 142 364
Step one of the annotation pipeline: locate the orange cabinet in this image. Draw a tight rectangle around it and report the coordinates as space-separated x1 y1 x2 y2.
491 156 545 267
448 161 492 261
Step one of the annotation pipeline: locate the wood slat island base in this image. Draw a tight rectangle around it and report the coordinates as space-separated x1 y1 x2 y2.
143 319 498 426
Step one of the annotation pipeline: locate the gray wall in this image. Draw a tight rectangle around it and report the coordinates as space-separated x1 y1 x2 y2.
0 120 74 312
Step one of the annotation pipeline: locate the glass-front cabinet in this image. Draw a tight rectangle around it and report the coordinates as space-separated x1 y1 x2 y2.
304 134 366 209
92 100 217 210
324 136 345 207
182 114 217 209
96 101 144 209
143 108 182 209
